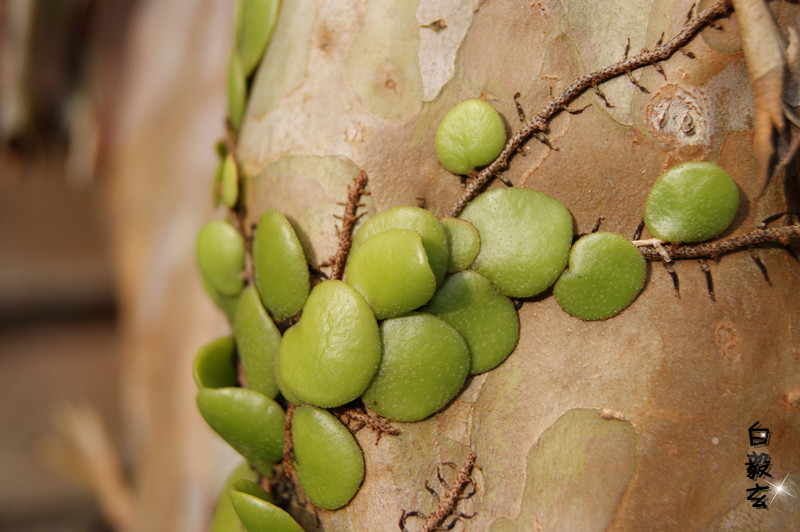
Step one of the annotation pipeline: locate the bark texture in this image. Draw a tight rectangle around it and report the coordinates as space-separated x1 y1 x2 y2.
106 0 800 530
235 1 800 530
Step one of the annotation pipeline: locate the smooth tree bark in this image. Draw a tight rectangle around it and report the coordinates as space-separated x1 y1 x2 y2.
235 1 800 530
107 0 800 530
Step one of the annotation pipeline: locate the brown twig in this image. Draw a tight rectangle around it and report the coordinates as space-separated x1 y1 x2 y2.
339 407 401 444
283 403 297 483
242 230 256 287
749 248 772 285
328 171 369 280
635 225 800 261
699 258 715 301
400 452 477 532
224 121 237 157
513 92 525 122
225 205 256 285
624 38 651 94
447 0 733 217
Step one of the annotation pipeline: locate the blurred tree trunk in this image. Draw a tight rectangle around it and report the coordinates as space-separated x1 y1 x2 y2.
108 0 800 530
105 2 240 531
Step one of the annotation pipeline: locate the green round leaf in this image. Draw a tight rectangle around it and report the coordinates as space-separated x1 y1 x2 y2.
644 162 739 243
346 229 436 320
426 271 519 374
460 187 573 297
273 347 303 406
440 217 481 272
228 51 246 133
213 158 225 207
215 139 229 160
276 280 381 408
435 99 507 175
362 313 469 421
252 209 310 320
554 232 647 320
193 335 238 389
196 220 245 297
221 154 239 208
233 286 281 398
230 480 304 532
209 462 260 532
234 0 281 77
200 274 240 323
197 387 285 476
292 406 365 510
351 206 449 285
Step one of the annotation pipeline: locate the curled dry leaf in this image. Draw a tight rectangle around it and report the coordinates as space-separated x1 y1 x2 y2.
781 27 800 168
731 0 799 196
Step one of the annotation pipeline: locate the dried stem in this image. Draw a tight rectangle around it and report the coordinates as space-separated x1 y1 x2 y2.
400 452 478 532
224 121 237 157
283 403 297 483
329 171 369 280
447 0 733 217
339 407 401 444
635 225 800 261
421 452 476 532
226 206 256 285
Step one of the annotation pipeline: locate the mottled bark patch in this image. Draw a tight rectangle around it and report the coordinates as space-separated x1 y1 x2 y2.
714 322 742 361
489 409 636 532
346 0 423 122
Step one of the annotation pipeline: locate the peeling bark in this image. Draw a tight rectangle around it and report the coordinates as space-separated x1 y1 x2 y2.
731 0 800 196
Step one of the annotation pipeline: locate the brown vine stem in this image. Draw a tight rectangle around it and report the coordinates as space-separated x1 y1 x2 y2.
422 452 477 532
282 403 297 484
338 407 401 444
447 0 733 217
329 170 369 280
400 452 478 532
634 225 800 261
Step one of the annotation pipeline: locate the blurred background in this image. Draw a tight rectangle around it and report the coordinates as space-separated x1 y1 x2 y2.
1 1 237 530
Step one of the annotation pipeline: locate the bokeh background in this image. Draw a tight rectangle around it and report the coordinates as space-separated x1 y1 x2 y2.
1 2 234 530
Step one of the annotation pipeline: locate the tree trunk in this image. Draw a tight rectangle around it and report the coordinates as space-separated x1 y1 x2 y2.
234 1 800 530
107 0 800 530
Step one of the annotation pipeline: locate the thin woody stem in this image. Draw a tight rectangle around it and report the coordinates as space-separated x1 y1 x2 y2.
420 452 477 532
339 407 401 444
224 121 237 158
329 171 369 280
283 403 296 483
447 0 733 217
635 225 800 261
